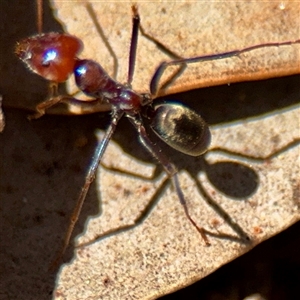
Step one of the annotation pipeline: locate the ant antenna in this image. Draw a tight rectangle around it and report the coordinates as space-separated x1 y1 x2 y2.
128 5 140 86
36 0 43 35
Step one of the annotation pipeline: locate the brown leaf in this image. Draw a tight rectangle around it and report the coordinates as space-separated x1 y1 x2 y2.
0 1 299 299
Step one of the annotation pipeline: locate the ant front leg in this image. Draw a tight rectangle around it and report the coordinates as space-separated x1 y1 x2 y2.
28 93 110 120
28 82 63 119
28 82 111 120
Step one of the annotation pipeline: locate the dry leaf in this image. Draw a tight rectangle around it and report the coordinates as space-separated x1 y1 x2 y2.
53 1 300 96
1 80 299 299
0 1 299 299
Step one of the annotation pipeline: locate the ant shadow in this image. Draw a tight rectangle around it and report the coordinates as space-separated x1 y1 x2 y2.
1 76 298 300
78 88 300 249
0 1 299 300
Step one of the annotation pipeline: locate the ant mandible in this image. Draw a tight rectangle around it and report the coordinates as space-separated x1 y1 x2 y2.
15 3 300 268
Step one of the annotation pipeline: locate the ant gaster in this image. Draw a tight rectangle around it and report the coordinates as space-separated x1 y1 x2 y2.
15 4 300 268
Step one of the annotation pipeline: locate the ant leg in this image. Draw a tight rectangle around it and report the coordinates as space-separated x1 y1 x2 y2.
128 5 187 95
128 113 210 245
29 81 111 119
50 109 124 270
36 0 43 34
150 39 300 96
29 100 65 120
127 5 140 86
172 174 210 245
30 95 111 119
28 82 62 119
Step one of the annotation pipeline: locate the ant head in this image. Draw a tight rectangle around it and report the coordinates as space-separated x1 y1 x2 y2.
15 32 83 83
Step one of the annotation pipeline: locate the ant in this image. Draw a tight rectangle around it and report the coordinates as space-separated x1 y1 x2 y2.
15 2 300 269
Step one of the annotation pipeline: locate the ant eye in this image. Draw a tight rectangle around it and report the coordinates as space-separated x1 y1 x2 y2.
75 64 87 76
42 49 57 67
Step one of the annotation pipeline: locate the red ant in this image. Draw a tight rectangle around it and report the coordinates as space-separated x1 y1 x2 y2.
15 2 300 268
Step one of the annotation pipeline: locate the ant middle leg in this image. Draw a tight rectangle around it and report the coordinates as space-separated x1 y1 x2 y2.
127 113 211 245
